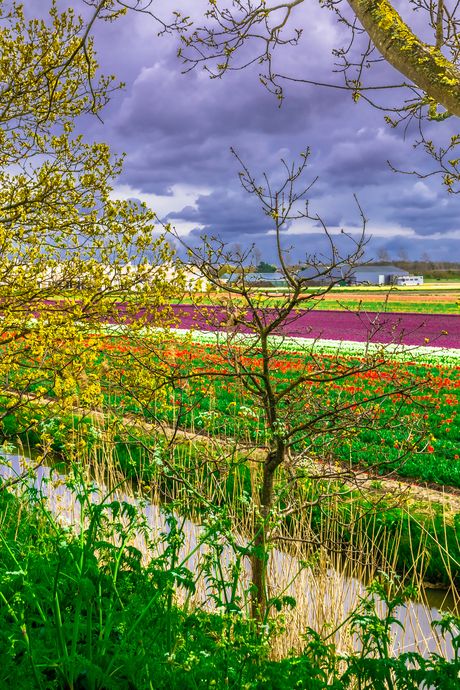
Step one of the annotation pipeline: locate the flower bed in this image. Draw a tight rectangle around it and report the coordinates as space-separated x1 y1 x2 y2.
169 305 460 348
4 317 460 488
82 331 460 489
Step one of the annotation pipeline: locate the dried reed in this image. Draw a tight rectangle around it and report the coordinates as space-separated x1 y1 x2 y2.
1 417 458 664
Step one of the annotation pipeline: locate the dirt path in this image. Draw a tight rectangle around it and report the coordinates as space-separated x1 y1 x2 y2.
10 388 460 514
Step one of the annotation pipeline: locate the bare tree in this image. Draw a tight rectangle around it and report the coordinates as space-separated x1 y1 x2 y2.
421 251 432 263
397 247 410 262
376 248 391 262
157 151 431 622
230 242 244 261
252 244 262 267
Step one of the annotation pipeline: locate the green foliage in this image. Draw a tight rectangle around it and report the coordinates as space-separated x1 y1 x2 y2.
312 299 460 314
0 2 182 459
256 262 277 273
424 270 460 281
1 478 459 688
0 469 266 689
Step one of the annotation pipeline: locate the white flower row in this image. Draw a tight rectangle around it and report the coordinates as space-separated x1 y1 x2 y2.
97 322 460 367
170 328 460 367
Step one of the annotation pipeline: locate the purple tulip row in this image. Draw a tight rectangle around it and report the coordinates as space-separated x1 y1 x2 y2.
168 305 460 349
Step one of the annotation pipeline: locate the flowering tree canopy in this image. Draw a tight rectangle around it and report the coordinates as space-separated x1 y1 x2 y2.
0 2 181 448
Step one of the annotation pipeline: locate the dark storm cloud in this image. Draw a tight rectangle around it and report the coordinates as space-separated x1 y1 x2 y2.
53 2 460 261
369 236 460 263
100 57 329 196
166 188 272 236
321 130 407 188
387 202 460 235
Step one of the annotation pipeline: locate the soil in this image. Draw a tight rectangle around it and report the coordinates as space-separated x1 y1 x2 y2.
351 472 460 514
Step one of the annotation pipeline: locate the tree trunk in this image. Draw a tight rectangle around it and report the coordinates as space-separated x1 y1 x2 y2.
251 449 279 622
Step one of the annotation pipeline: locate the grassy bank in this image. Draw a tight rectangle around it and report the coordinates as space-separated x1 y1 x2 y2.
1 455 460 689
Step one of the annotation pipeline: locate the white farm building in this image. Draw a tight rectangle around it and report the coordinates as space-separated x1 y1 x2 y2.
299 264 423 286
347 265 423 286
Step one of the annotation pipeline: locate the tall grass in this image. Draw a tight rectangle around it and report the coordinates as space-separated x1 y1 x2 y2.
3 419 458 663
1 428 460 688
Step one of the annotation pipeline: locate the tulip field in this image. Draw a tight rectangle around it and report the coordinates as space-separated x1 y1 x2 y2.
168 304 460 348
92 326 460 490
5 303 460 489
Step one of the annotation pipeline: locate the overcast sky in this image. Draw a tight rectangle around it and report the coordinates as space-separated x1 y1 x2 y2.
65 1 460 263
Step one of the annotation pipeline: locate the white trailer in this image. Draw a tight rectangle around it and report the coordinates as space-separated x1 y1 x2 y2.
394 275 423 286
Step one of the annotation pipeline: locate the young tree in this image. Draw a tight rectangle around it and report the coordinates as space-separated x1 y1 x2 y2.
376 248 391 262
129 151 431 622
397 247 410 262
252 244 262 267
230 242 244 261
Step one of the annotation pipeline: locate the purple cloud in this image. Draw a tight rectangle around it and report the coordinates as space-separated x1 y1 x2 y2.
42 2 460 261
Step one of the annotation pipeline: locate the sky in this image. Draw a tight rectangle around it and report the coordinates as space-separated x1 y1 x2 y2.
56 1 460 264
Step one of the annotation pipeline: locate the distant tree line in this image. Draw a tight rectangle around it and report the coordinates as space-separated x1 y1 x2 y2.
218 244 460 281
373 248 460 279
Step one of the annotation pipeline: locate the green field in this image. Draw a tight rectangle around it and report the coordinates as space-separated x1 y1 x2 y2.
178 292 460 314
312 299 460 314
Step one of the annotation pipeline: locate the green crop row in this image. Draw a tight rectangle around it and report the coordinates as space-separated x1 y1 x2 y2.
4 340 460 489
312 300 460 314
